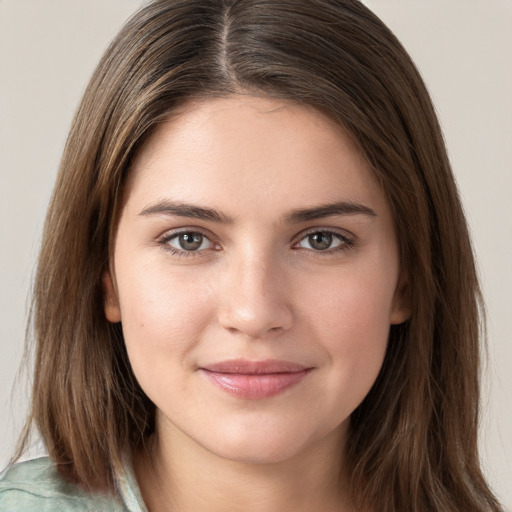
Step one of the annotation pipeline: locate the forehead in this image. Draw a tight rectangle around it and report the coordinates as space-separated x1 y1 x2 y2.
124 95 386 218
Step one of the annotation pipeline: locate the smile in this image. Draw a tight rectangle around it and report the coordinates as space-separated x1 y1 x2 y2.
199 359 313 400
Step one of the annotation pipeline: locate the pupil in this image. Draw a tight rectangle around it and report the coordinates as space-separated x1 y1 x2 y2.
309 232 332 250
179 232 203 251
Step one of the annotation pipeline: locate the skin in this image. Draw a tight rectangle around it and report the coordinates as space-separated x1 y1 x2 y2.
104 95 409 511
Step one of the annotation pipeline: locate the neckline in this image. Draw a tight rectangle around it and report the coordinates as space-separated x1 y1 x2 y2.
116 454 149 512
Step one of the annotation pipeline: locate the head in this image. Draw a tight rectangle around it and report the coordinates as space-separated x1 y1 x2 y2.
20 0 498 510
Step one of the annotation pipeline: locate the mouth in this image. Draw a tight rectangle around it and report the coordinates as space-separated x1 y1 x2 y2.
198 359 313 400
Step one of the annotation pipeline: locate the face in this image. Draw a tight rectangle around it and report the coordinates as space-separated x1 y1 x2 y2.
104 95 409 466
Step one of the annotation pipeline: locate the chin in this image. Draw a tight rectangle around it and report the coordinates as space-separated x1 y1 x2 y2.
196 417 346 467
208 437 309 466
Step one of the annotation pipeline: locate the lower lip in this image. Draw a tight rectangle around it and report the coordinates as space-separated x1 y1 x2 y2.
200 369 311 399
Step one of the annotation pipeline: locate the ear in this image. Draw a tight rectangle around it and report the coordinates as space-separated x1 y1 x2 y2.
102 271 121 323
390 270 411 325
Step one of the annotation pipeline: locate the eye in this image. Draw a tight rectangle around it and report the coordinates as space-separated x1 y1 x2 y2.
294 230 353 252
161 231 215 253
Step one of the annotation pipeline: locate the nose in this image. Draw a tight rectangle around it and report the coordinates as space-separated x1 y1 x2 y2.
217 253 293 339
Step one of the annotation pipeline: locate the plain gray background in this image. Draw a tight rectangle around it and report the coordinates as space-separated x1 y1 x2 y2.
1 0 511 507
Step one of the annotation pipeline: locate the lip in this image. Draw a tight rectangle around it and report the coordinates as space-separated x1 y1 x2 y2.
199 359 313 400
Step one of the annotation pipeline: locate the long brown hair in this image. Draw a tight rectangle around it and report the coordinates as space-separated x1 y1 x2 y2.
14 0 502 510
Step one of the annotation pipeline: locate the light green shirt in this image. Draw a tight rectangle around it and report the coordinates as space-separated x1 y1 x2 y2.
0 456 148 512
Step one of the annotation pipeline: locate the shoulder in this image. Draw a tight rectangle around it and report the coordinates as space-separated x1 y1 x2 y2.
0 456 126 511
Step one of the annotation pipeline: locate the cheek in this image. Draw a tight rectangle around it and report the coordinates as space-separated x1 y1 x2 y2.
115 259 214 375
308 264 395 336
303 266 395 383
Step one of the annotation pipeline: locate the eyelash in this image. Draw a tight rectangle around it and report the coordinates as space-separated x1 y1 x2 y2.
156 228 356 259
292 228 356 256
157 229 219 258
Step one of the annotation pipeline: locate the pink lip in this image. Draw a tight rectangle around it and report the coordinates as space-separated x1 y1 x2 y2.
199 359 313 400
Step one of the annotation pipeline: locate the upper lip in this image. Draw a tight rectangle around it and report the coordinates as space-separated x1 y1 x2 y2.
200 359 310 374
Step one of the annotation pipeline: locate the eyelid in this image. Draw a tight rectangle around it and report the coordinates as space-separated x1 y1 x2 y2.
293 226 355 243
156 227 221 256
155 225 356 258
291 226 357 253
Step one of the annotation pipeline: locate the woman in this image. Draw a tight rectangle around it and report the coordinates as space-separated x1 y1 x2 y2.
0 0 503 510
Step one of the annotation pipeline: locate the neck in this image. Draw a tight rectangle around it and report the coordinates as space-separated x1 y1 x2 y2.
134 425 355 512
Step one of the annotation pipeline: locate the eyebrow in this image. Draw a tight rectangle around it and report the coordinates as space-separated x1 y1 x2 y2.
139 199 376 224
284 201 377 223
139 200 236 224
